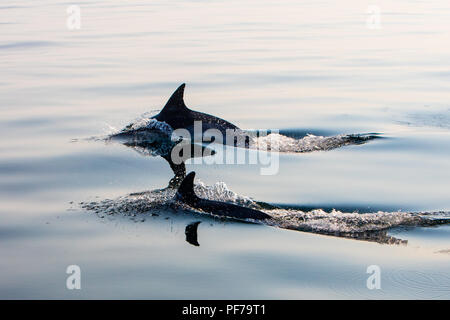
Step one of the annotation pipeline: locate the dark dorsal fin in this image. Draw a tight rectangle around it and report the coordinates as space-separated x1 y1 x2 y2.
161 83 187 113
176 171 198 204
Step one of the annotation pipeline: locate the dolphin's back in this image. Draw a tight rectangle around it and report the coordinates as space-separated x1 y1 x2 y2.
189 110 239 131
152 83 239 134
196 198 271 220
175 172 271 220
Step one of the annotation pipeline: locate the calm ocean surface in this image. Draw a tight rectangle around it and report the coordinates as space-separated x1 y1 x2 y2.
1 0 449 299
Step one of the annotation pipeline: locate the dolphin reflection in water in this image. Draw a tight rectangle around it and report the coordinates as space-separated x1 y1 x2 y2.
185 221 201 247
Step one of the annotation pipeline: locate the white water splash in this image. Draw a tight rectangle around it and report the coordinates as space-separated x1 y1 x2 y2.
81 179 255 216
265 209 425 233
194 179 258 208
252 133 377 153
123 118 174 137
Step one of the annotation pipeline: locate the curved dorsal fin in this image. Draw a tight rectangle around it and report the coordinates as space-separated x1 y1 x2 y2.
176 171 198 204
161 83 187 113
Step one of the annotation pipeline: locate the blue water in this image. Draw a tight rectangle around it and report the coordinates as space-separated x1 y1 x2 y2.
0 0 449 299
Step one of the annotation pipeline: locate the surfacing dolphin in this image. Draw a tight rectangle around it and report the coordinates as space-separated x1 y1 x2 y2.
111 83 245 146
175 172 271 221
152 83 239 136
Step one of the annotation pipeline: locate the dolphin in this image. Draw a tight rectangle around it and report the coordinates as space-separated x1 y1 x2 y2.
111 83 247 147
175 172 271 220
152 83 240 136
